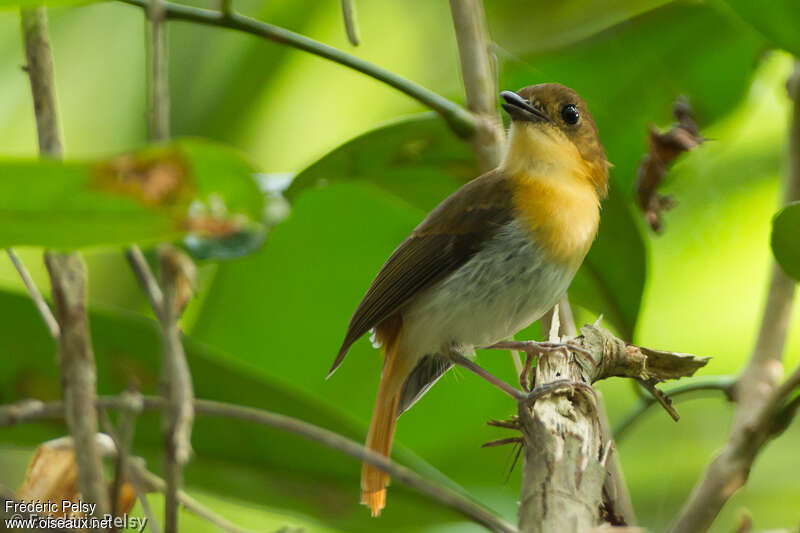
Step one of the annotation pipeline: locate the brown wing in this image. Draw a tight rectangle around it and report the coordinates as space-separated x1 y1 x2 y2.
328 170 513 376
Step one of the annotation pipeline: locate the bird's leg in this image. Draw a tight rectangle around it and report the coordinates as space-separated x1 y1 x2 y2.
519 352 534 392
449 351 592 404
449 352 526 400
484 340 596 370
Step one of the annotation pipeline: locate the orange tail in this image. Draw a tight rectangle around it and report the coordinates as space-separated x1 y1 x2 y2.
361 317 405 517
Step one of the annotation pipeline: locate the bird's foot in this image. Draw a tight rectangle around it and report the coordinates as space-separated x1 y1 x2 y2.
514 379 595 405
485 339 592 359
484 340 595 390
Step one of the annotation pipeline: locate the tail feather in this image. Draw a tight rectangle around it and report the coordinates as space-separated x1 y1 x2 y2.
360 315 404 517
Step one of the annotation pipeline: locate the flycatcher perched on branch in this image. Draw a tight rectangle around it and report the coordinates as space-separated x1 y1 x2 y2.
328 83 610 516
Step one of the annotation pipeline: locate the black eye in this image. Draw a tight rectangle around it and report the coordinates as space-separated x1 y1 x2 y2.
561 104 580 125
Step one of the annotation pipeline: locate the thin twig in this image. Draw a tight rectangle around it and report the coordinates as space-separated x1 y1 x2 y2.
117 0 476 138
130 460 259 533
146 0 169 141
0 395 518 533
101 390 144 526
128 458 163 533
126 246 165 321
448 0 503 171
340 0 360 46
614 376 736 440
5 248 60 338
671 60 800 533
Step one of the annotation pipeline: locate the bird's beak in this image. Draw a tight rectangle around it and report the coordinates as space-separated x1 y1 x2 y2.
500 91 549 123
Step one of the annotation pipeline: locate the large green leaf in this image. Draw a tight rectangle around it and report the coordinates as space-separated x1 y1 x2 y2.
496 1 768 335
722 0 800 57
771 201 800 281
500 1 767 193
485 0 673 55
0 288 477 532
0 139 263 250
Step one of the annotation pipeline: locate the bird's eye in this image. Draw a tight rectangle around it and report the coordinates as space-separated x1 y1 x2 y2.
561 104 580 125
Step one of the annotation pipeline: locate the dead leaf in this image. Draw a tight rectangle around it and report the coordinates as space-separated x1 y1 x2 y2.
635 97 705 233
91 148 194 207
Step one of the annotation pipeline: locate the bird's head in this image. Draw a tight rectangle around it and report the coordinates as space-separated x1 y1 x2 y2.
500 83 609 197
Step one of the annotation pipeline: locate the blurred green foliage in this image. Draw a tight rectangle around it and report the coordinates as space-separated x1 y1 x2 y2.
0 1 799 533
0 139 263 249
772 202 800 281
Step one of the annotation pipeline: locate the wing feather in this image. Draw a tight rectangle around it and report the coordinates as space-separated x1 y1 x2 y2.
328 170 513 376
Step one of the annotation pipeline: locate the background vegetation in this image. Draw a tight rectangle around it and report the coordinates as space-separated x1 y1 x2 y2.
0 0 799 531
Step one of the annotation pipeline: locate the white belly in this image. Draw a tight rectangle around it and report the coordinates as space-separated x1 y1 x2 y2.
400 220 576 361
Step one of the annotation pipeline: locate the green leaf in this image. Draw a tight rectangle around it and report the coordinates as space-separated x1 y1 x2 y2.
0 288 475 531
287 113 644 338
500 1 767 192
495 2 768 334
722 0 800 57
771 201 800 281
286 114 472 211
485 0 673 55
1 0 96 9
0 139 263 250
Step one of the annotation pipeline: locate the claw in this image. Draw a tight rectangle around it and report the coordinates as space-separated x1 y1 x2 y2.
517 379 595 405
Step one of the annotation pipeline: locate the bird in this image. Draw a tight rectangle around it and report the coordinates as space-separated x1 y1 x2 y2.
328 83 609 517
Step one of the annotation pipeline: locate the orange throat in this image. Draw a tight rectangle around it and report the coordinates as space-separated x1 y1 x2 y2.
501 131 603 267
509 174 600 267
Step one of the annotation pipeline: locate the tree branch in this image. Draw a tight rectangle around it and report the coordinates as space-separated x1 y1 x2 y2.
0 395 518 533
146 0 169 141
539 301 638 526
126 246 164 321
117 0 477 139
21 6 109 520
128 458 264 533
157 247 195 533
493 324 708 531
449 0 504 171
671 60 800 533
43 252 110 518
20 7 61 158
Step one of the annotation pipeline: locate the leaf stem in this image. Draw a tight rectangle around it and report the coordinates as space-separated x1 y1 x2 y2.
116 0 477 138
0 395 518 533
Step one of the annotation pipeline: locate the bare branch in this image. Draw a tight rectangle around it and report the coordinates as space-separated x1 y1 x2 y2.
0 395 518 533
100 390 144 527
6 249 59 338
127 460 163 533
157 246 196 533
129 459 259 533
20 7 61 157
449 0 503 171
126 246 164 320
44 252 109 517
117 0 477 138
146 0 169 141
21 6 109 520
671 60 800 533
516 323 708 531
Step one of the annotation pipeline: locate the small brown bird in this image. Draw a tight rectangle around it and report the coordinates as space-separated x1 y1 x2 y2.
329 83 609 516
